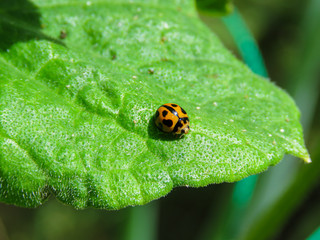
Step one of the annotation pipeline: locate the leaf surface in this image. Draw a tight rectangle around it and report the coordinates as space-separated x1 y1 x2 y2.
0 0 309 209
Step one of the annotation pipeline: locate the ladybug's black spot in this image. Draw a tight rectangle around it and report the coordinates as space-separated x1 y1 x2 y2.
171 104 178 107
173 120 183 133
156 110 160 118
162 110 168 117
181 129 185 134
181 107 186 114
163 119 173 127
162 105 178 117
181 117 189 124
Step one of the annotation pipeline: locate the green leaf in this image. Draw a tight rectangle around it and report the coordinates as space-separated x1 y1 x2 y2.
0 0 309 209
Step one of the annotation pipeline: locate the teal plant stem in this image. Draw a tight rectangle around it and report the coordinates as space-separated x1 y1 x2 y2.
237 0 320 238
220 176 258 239
222 8 268 77
124 202 158 240
289 0 320 132
204 8 268 240
243 146 320 240
307 226 320 240
222 6 268 237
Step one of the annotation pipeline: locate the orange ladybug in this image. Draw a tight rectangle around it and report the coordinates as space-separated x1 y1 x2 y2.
155 103 190 135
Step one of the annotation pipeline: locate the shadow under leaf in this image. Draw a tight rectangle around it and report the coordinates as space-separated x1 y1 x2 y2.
0 0 65 51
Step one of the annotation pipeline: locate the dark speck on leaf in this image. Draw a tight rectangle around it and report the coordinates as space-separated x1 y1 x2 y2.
59 30 67 39
160 36 167 44
206 74 219 79
109 49 117 60
148 69 154 74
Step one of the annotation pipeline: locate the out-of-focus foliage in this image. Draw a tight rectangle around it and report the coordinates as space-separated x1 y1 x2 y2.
196 0 233 16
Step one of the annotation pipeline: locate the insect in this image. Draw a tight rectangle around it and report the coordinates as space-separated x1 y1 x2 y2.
155 103 190 135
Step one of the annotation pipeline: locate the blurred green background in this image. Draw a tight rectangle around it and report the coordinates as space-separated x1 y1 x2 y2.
0 0 319 239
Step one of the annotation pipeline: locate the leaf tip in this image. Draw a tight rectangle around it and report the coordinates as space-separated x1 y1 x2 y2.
303 156 312 164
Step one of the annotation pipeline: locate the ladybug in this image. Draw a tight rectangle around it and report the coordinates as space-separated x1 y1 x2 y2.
155 103 190 135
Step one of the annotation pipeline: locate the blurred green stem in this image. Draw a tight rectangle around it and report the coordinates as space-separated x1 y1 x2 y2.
124 202 158 240
222 8 268 78
243 145 320 240
288 0 320 132
238 0 320 238
307 226 320 240
218 8 267 240
0 217 9 240
201 8 266 240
